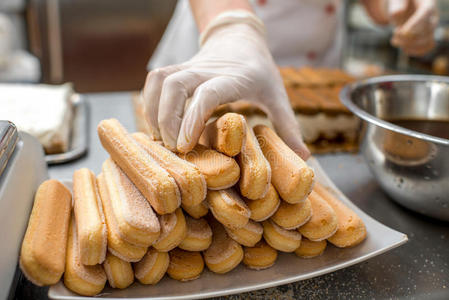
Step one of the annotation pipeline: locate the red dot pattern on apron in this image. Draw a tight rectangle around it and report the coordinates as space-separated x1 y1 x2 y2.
325 3 336 15
307 51 317 61
257 0 267 6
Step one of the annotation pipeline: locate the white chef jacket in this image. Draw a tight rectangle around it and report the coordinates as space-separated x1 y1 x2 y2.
148 0 344 70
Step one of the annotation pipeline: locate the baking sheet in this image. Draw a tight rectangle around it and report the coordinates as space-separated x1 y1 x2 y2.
46 95 89 164
48 157 408 299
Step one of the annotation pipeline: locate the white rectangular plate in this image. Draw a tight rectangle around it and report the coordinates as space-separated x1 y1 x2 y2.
49 157 407 299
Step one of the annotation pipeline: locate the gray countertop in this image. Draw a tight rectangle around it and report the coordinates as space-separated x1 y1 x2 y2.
16 93 449 300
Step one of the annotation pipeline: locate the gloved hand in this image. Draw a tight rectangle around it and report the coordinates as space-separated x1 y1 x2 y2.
143 10 310 160
389 0 438 56
363 0 438 56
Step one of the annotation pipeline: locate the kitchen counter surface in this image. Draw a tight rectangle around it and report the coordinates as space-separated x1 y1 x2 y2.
16 92 449 300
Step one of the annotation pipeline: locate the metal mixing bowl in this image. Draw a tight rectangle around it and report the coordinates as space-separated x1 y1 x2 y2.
340 75 449 221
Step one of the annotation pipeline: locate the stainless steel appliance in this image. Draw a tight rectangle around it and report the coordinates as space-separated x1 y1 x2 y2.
0 121 48 299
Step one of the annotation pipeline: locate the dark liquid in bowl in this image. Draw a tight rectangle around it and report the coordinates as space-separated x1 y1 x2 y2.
390 120 449 140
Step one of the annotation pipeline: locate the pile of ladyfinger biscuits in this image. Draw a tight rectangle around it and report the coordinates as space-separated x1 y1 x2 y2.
19 113 367 296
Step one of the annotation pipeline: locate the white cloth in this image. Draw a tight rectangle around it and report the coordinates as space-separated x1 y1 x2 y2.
148 0 344 70
0 50 41 83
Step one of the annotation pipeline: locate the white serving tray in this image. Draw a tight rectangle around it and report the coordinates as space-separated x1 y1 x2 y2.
49 157 408 299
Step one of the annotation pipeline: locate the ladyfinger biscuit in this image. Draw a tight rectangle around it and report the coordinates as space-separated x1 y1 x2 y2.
134 249 169 285
103 252 134 289
182 201 209 219
199 113 246 157
203 219 243 274
298 191 338 241
64 216 107 296
179 216 212 251
207 189 250 229
73 168 107 265
238 125 271 200
167 248 204 281
153 208 187 252
97 174 147 262
254 125 314 204
225 220 263 247
271 198 312 230
245 184 280 222
314 183 367 248
243 240 278 270
262 220 302 253
179 144 240 190
294 238 327 258
20 180 71 286
133 132 207 207
97 118 180 214
102 159 160 247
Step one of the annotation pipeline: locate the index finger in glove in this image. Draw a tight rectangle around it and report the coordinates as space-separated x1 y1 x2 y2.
158 70 208 150
176 76 243 153
142 65 186 140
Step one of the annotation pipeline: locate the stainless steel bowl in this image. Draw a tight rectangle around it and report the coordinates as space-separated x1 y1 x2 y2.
340 75 449 221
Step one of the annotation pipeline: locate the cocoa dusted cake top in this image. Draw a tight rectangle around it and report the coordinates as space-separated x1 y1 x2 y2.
281 67 355 115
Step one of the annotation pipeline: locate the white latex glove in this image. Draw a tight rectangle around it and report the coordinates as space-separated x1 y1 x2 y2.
388 0 438 56
143 10 310 159
363 0 438 56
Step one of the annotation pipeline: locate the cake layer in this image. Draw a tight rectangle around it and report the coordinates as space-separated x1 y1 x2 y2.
280 67 354 87
0 83 73 154
244 114 359 145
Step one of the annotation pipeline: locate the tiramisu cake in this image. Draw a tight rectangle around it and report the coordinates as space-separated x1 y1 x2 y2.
278 67 360 153
0 83 73 154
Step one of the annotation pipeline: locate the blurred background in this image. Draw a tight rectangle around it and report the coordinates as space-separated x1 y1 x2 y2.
0 0 448 93
343 0 449 78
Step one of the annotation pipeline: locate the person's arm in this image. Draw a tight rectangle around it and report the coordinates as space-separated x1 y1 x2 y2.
143 0 310 159
360 0 389 25
361 0 438 56
189 0 253 32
